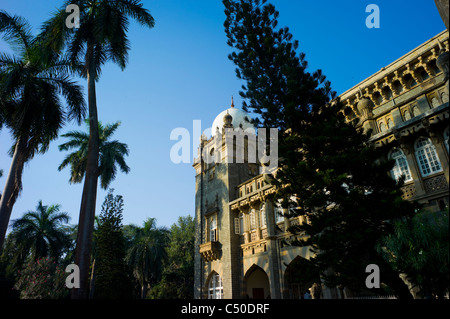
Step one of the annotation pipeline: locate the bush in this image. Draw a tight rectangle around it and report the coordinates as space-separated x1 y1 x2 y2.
14 257 68 299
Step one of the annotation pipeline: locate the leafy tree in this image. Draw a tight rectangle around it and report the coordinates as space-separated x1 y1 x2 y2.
377 209 449 299
14 257 68 299
126 218 169 298
42 0 154 298
10 200 72 263
58 120 130 190
149 215 195 299
93 189 134 299
0 11 85 252
223 0 416 298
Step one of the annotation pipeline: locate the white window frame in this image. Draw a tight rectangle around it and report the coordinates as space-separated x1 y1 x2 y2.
234 213 244 235
209 215 217 242
208 273 223 299
414 137 443 177
389 148 413 182
259 203 266 228
249 209 256 230
275 204 284 224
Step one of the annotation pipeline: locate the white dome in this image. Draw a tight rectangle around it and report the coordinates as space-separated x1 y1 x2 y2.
211 107 255 136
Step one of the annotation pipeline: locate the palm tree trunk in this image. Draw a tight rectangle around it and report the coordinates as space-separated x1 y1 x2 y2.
141 283 145 299
0 135 27 253
72 44 100 299
89 258 96 299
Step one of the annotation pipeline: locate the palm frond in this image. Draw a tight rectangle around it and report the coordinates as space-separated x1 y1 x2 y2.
102 121 121 140
0 10 34 60
113 0 155 28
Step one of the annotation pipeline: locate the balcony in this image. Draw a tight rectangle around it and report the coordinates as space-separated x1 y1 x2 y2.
199 241 221 262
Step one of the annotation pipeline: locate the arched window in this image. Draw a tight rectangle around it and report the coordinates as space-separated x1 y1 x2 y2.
249 209 257 230
405 74 417 88
387 118 394 129
383 87 393 100
419 67 430 81
389 148 412 182
393 80 404 95
415 138 442 177
259 203 266 227
239 213 245 234
431 96 440 108
442 92 449 104
373 92 383 104
379 122 386 133
403 110 412 121
208 272 223 299
444 127 449 153
275 204 284 224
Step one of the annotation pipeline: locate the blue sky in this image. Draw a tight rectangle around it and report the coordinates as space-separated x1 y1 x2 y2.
0 0 446 229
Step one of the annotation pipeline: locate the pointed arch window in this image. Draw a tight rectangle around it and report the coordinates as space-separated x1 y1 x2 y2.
403 110 412 121
414 137 442 177
208 272 223 299
389 148 412 182
249 209 256 230
259 203 266 227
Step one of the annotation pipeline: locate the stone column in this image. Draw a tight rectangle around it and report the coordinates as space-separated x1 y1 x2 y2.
431 134 450 184
264 199 282 299
435 0 449 31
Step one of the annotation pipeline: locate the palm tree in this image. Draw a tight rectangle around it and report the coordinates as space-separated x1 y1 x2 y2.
58 120 130 190
0 12 86 252
10 200 72 261
42 0 154 298
126 218 169 298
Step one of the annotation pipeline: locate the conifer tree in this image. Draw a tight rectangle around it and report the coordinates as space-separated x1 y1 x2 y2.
93 189 133 298
223 0 416 297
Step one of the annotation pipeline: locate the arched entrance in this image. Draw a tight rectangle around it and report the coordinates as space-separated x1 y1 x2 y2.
244 265 270 299
284 256 321 299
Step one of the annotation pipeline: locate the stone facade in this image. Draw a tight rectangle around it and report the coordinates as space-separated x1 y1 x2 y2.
193 30 449 299
340 30 449 212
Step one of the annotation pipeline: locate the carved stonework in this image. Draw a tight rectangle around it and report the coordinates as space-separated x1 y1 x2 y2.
199 241 221 262
424 174 449 193
401 184 417 200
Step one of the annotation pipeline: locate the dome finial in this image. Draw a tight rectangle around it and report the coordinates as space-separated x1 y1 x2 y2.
231 95 234 108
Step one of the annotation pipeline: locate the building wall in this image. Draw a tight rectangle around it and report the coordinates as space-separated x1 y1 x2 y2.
340 30 449 211
193 30 449 299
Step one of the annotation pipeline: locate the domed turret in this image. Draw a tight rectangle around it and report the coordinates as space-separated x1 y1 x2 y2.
211 97 255 136
356 97 374 119
223 111 233 127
